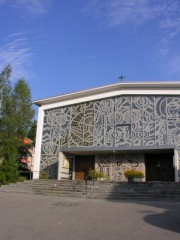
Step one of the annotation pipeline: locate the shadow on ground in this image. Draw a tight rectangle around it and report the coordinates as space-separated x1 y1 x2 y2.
140 202 180 233
104 182 180 234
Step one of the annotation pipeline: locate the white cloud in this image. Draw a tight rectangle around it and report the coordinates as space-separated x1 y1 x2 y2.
84 0 180 38
84 0 163 24
13 0 53 15
83 0 180 75
105 0 165 25
0 33 33 80
160 17 180 38
0 0 54 16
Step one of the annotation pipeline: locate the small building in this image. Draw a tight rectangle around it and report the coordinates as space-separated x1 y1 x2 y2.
33 82 180 182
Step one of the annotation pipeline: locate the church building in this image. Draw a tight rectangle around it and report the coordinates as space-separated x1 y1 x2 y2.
33 82 180 182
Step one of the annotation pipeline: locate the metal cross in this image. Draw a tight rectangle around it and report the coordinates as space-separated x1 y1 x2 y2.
118 75 125 82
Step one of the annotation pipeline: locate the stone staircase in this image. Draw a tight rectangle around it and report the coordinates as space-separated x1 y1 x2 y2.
0 180 180 201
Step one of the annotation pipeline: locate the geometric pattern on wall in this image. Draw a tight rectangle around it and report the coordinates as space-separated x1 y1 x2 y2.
93 100 105 147
131 97 143 146
96 153 145 182
115 96 131 146
68 104 84 147
143 96 155 146
60 107 71 148
41 109 60 178
41 95 180 178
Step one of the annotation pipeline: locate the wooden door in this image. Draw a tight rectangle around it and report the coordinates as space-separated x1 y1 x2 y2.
146 153 174 181
75 156 95 180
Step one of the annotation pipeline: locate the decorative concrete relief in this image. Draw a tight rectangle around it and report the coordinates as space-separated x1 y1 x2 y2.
143 96 155 146
93 100 105 147
60 107 71 148
68 103 84 147
95 154 145 182
40 95 180 179
41 110 59 178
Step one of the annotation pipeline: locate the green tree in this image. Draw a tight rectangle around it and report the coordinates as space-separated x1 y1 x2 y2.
0 66 34 184
0 65 18 184
28 120 37 146
13 79 35 141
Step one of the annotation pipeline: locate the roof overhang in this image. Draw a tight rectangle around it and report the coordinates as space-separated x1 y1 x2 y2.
33 82 180 108
60 145 176 156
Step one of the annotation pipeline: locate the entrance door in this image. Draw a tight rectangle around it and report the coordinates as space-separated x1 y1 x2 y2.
146 153 174 181
75 155 95 180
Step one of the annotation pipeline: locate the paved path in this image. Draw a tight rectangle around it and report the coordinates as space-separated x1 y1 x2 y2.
0 192 179 240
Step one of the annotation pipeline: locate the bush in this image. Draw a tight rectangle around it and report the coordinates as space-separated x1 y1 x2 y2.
39 171 50 179
124 169 144 179
0 159 19 185
0 173 8 185
88 169 109 180
88 170 103 179
17 176 27 182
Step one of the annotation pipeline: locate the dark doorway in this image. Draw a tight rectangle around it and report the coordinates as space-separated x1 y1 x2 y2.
146 153 174 181
75 155 95 180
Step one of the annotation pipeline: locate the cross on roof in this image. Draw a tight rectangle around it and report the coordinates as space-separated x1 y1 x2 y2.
118 75 125 82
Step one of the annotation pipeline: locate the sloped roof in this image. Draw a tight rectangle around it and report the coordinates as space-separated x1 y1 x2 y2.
33 81 180 107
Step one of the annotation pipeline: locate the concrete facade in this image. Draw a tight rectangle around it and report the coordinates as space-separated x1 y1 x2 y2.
33 82 180 181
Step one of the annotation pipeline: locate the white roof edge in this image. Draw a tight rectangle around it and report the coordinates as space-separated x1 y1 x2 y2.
33 81 180 107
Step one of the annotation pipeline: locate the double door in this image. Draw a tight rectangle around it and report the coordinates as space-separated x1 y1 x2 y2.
146 153 174 181
75 155 95 180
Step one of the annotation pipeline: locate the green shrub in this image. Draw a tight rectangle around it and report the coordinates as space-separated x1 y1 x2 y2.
0 173 8 185
88 169 109 180
124 169 144 179
39 171 50 179
17 176 27 182
0 158 19 185
88 170 102 178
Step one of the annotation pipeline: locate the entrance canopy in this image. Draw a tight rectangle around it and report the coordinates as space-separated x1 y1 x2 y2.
61 145 176 155
58 145 179 182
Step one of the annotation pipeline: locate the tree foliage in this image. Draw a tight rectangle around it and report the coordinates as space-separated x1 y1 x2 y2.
0 65 35 184
28 120 37 146
13 79 35 141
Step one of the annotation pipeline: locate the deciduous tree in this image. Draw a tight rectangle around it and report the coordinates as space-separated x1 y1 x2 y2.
0 66 35 184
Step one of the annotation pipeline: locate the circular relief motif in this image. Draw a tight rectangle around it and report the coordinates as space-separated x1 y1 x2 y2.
137 129 143 139
150 112 157 121
115 113 123 123
131 111 139 122
142 97 150 108
156 98 166 116
43 143 57 154
132 98 143 108
167 105 177 115
143 130 150 141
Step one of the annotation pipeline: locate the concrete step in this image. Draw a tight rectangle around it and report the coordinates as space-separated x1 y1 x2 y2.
1 180 180 201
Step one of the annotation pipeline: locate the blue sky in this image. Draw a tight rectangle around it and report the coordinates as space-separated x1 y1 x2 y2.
0 0 180 102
